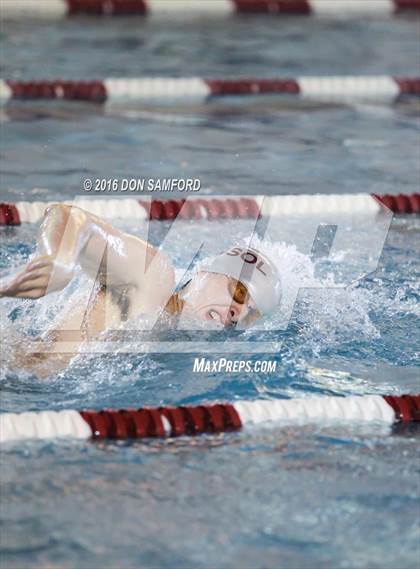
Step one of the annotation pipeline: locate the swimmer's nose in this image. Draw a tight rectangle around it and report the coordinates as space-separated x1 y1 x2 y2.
220 305 240 326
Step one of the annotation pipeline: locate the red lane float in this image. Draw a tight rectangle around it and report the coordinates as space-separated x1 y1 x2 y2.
1 394 419 443
2 77 419 104
373 193 420 214
2 0 420 18
0 194 419 226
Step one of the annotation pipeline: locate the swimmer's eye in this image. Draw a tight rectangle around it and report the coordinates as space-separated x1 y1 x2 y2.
228 279 249 305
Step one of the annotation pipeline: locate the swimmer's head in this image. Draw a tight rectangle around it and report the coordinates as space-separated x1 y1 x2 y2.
172 247 281 327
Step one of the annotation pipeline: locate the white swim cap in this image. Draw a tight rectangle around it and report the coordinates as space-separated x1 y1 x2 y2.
199 246 281 315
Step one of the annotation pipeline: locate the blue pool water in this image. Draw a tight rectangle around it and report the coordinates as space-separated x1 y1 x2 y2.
1 15 420 201
1 215 419 569
1 11 420 569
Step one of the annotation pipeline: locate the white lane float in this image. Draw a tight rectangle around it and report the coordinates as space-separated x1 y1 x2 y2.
1 394 419 443
1 76 419 105
1 0 419 19
0 194 419 226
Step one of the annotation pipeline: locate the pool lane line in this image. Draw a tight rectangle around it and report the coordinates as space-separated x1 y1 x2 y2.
0 394 419 443
1 0 420 19
0 194 419 226
1 77 419 105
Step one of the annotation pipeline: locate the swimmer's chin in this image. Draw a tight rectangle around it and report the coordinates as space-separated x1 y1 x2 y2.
175 313 225 331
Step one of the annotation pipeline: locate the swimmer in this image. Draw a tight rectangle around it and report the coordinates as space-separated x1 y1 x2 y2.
0 204 281 375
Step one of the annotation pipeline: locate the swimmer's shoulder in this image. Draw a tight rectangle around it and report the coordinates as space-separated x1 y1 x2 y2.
118 245 175 317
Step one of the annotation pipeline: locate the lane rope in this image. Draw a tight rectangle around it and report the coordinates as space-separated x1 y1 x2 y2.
1 77 419 104
1 394 419 443
1 0 419 19
0 194 418 226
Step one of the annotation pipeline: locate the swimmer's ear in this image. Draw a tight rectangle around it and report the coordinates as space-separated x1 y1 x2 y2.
165 293 184 316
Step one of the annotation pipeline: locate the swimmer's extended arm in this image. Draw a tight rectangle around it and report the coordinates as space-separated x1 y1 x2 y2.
0 204 174 300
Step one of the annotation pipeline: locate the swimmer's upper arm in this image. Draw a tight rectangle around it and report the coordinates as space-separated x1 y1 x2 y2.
1 204 174 301
70 207 174 294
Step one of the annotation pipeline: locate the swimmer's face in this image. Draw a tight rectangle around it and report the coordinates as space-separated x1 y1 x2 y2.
180 272 259 327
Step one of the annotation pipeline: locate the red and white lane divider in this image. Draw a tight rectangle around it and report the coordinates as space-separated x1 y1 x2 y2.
1 0 420 19
1 394 419 443
1 77 419 104
0 194 419 226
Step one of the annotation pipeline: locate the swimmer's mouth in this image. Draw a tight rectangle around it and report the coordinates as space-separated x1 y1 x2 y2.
206 308 236 326
204 307 260 329
206 308 220 321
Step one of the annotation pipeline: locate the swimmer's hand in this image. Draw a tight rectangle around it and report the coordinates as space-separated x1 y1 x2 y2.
0 254 74 299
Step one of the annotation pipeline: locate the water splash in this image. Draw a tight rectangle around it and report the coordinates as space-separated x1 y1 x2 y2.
0 219 418 404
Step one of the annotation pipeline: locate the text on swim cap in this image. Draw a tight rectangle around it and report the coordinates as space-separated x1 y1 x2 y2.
225 248 267 276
